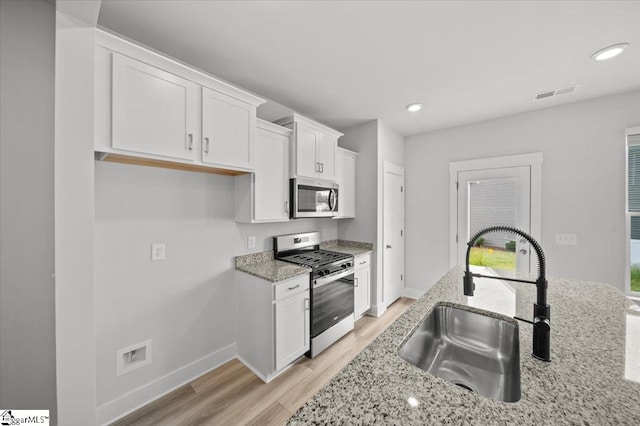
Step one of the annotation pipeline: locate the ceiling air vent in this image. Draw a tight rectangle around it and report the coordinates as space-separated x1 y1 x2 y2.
534 84 579 101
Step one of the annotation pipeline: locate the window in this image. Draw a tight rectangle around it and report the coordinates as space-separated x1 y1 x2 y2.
626 127 640 294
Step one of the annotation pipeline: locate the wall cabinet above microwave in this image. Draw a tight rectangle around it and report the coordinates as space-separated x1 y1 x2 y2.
94 31 264 175
274 114 343 181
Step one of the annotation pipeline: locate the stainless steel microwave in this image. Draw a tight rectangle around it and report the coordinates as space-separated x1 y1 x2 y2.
290 177 338 218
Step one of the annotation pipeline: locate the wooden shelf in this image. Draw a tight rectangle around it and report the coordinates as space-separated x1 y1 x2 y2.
95 152 249 176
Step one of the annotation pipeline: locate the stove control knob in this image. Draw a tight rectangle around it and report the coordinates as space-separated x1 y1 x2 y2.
341 264 347 269
346 262 352 268
318 270 325 276
324 269 330 275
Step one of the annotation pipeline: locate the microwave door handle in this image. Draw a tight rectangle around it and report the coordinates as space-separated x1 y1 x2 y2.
328 189 336 212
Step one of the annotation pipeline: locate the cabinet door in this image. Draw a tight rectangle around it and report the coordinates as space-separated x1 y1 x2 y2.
316 132 336 180
275 290 310 371
354 267 370 318
344 153 356 217
112 53 197 160
202 87 255 170
295 123 319 178
254 128 289 221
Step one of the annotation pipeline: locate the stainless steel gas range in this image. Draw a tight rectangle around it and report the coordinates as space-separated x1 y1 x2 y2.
274 231 354 357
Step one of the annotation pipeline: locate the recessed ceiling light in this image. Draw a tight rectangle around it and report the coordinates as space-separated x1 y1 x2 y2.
591 43 630 61
406 103 423 112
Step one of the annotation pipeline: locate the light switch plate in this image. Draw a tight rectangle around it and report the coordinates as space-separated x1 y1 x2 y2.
247 236 256 249
555 233 577 245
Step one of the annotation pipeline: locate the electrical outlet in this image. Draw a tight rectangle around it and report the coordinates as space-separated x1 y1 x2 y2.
247 236 256 249
151 243 165 261
555 233 577 246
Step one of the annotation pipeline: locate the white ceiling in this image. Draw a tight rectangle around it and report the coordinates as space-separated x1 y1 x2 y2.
97 0 640 136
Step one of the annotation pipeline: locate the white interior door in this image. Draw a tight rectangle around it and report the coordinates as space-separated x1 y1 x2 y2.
457 166 531 275
383 163 405 307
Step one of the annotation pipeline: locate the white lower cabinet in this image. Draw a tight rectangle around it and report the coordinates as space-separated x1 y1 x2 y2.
236 272 310 382
354 253 371 318
275 289 310 370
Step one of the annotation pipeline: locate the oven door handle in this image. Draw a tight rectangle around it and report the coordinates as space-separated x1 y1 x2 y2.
314 268 354 288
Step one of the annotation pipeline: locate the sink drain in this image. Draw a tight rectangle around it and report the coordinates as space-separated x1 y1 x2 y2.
453 381 476 393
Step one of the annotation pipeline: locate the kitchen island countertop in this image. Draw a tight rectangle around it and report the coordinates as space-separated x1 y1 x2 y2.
288 266 640 425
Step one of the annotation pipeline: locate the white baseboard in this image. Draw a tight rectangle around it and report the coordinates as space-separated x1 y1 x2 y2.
237 355 269 383
97 343 237 426
370 304 387 317
403 287 424 299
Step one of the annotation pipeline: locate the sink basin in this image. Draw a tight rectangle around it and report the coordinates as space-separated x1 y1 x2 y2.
398 302 521 402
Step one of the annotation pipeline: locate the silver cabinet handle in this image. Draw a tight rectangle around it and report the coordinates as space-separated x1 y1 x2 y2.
320 163 324 173
187 133 193 151
204 137 210 154
359 261 366 265
315 162 320 172
288 284 300 290
355 277 359 287
284 201 289 213
386 244 392 249
304 297 310 311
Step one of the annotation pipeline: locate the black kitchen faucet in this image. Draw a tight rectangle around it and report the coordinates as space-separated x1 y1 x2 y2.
463 226 551 362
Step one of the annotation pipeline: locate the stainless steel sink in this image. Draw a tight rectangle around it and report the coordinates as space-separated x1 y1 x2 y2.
398 302 521 402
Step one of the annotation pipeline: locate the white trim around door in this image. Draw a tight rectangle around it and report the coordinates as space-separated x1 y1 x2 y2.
449 152 543 268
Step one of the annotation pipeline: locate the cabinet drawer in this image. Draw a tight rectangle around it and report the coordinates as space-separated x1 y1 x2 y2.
274 275 309 301
355 253 371 270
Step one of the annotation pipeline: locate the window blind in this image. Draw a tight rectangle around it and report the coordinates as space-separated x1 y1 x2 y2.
628 137 640 212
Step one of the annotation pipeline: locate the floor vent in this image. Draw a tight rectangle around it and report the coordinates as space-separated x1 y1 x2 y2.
534 84 579 100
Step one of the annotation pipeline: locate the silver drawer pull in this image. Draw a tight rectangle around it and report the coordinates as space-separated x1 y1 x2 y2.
359 261 366 265
187 133 193 151
288 284 300 290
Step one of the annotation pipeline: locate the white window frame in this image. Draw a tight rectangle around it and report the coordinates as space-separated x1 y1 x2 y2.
624 126 640 298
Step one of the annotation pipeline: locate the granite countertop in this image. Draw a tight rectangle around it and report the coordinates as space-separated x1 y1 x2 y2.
235 240 373 282
321 240 374 257
235 251 310 283
289 266 640 424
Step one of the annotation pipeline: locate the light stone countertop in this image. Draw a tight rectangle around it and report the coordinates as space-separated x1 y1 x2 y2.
235 251 310 282
321 240 373 257
234 240 373 282
288 266 640 425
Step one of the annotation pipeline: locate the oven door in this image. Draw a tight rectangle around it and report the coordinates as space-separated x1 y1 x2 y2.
291 177 338 218
311 272 354 338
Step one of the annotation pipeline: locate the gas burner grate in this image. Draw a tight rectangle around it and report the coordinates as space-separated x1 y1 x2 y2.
280 250 352 268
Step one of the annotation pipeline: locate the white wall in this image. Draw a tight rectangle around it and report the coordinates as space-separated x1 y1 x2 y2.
94 161 336 422
405 90 640 293
338 121 379 308
337 120 406 313
376 122 406 305
55 10 99 425
0 0 57 418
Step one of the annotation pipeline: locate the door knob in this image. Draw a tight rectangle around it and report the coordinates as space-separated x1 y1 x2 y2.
520 249 527 254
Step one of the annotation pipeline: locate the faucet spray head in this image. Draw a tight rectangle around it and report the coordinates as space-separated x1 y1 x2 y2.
463 271 475 296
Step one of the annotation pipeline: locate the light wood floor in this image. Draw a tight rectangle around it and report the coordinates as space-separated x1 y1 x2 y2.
112 297 415 426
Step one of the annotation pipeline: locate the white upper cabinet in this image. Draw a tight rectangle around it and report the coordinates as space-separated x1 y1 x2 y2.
274 113 343 181
334 147 357 219
235 120 290 223
295 124 319 178
94 31 264 174
201 87 256 170
112 53 197 161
